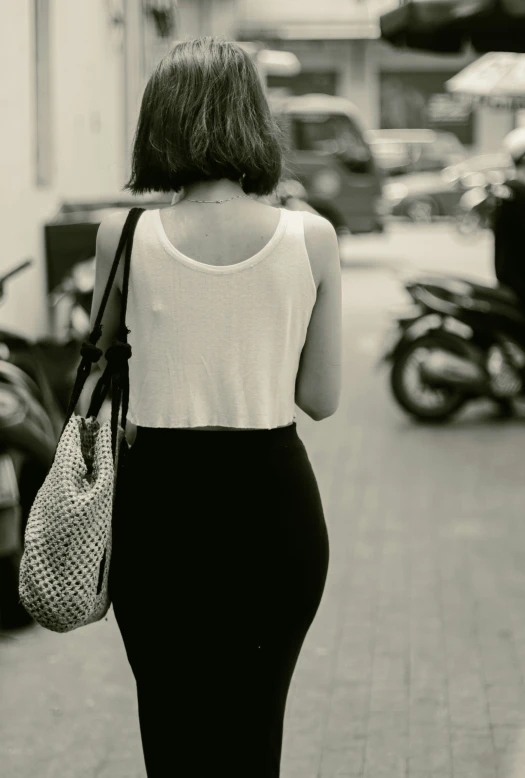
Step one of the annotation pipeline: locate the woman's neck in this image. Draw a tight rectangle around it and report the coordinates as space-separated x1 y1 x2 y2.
183 178 245 201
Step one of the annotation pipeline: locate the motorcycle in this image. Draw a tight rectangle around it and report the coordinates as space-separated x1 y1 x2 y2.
381 272 525 421
48 255 95 344
455 176 513 237
46 254 110 420
0 261 67 628
0 255 113 629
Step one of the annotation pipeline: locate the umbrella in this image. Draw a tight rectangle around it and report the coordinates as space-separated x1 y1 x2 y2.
380 0 525 55
446 51 525 109
380 1 466 53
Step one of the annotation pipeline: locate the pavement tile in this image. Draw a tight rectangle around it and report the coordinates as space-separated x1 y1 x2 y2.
361 713 408 778
406 757 451 778
319 743 366 777
491 725 525 752
409 721 451 771
494 747 525 778
322 683 369 746
450 730 498 778
369 685 407 713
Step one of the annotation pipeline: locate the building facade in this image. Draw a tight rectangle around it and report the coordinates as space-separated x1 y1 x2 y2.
234 0 515 155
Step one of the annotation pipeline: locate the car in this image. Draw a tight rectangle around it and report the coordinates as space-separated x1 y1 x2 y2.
367 129 467 176
382 151 515 223
271 93 385 235
381 171 463 222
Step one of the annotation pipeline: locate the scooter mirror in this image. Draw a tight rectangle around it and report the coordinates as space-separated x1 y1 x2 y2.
0 260 33 301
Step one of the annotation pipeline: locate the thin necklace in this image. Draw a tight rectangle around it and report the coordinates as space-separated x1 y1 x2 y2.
184 194 252 203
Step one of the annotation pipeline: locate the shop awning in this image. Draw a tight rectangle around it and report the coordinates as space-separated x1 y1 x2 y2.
446 51 525 108
380 0 525 54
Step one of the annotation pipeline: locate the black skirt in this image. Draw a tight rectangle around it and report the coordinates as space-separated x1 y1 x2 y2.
109 422 330 777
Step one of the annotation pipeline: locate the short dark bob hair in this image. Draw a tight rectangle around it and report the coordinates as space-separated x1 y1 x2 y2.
124 37 284 197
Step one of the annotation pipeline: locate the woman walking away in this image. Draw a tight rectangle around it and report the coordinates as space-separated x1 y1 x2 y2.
91 37 342 777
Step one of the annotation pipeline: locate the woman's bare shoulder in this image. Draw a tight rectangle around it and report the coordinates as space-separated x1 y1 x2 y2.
95 209 141 289
301 210 338 242
97 209 135 252
301 211 340 290
97 208 135 242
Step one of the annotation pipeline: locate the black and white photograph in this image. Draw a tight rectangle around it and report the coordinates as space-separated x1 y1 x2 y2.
2 1 525 776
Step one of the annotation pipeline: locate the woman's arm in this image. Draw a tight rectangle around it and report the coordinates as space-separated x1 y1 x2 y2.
295 212 343 421
89 210 131 363
80 210 133 427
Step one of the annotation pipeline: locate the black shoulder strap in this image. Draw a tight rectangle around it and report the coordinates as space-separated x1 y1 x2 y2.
63 207 145 434
92 207 144 337
119 212 136 337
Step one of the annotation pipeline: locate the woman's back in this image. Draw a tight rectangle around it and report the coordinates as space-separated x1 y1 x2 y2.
158 198 305 270
122 199 320 430
95 195 341 431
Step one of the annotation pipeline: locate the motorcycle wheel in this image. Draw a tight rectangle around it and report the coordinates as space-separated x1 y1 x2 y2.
390 334 467 421
0 460 49 630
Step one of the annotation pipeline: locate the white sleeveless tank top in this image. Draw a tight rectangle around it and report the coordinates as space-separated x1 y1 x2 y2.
126 206 317 429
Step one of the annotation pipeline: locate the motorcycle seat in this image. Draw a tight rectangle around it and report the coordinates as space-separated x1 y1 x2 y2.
414 275 519 307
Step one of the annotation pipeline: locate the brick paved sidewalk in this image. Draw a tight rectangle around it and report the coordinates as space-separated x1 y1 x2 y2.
281 290 525 778
2 265 525 777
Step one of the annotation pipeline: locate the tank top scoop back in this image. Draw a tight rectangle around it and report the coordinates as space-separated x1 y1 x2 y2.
125 206 317 430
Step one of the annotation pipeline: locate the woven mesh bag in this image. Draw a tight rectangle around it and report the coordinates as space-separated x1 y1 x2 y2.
18 207 144 633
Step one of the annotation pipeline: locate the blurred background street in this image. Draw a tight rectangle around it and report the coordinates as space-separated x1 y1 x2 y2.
3 0 525 776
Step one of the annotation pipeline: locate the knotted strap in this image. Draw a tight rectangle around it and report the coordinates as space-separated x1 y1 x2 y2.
80 341 103 363
87 339 133 456
63 207 145 457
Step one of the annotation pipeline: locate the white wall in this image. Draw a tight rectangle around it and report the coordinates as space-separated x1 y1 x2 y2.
0 1 52 337
52 1 127 199
0 0 128 338
177 0 238 39
340 41 376 129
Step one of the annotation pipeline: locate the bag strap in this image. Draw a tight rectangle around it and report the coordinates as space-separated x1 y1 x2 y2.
62 207 145 446
87 206 143 455
91 207 143 337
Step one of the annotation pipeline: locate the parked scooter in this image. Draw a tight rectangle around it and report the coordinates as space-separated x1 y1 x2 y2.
381 272 525 421
455 175 513 237
48 255 95 344
0 255 112 628
46 254 107 419
0 261 67 627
